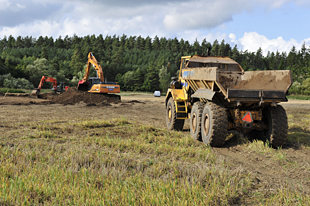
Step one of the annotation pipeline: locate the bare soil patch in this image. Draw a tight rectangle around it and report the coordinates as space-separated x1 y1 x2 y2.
44 87 120 105
0 87 121 106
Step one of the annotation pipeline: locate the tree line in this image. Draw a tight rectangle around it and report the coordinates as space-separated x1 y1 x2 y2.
0 34 309 94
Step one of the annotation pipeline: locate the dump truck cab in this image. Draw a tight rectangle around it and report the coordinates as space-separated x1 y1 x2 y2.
166 55 292 147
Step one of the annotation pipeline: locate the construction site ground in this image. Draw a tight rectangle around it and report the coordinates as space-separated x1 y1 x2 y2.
1 89 310 203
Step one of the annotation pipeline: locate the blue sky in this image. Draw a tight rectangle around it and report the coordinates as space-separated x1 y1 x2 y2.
0 0 309 56
226 2 309 41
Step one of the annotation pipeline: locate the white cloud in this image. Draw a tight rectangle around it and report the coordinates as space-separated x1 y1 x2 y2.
228 33 237 44
0 15 164 39
162 0 310 31
0 0 25 12
234 32 309 55
0 0 310 57
0 0 10 10
257 0 290 8
16 3 26 10
0 20 62 38
177 31 309 56
163 0 247 31
1 0 309 36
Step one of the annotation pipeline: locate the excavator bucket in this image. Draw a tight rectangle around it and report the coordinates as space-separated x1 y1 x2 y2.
30 89 39 97
77 79 89 91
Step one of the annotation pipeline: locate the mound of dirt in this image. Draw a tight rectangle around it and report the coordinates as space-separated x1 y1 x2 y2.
38 92 58 99
44 87 120 105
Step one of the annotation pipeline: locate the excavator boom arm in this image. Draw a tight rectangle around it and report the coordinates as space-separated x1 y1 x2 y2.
83 52 104 82
37 76 57 91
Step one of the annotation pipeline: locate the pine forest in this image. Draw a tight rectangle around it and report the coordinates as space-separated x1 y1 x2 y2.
0 34 309 94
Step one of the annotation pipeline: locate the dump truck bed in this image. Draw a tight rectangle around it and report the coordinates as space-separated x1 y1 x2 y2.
181 56 292 104
222 70 292 102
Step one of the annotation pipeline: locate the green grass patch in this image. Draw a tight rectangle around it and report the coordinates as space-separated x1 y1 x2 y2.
119 91 154 96
0 88 25 93
287 95 310 100
287 112 310 146
0 117 254 205
0 116 309 205
0 88 54 94
119 91 166 97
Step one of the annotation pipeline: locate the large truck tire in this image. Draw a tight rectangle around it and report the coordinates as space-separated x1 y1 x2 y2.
263 105 288 147
190 101 204 141
246 105 288 147
166 97 184 131
201 102 228 147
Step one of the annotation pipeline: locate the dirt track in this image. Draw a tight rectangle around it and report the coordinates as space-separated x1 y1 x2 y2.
1 92 310 196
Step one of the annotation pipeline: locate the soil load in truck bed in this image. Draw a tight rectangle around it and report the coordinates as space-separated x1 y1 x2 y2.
230 71 292 91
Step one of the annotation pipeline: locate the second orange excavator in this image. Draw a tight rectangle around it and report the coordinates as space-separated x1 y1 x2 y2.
31 76 69 96
77 52 120 99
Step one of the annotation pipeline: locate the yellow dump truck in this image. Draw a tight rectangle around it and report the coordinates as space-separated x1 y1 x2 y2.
166 55 292 147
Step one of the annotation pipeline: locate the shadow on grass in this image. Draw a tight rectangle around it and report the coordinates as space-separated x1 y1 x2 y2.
286 127 310 148
223 128 310 149
180 128 310 149
224 131 249 148
181 129 248 148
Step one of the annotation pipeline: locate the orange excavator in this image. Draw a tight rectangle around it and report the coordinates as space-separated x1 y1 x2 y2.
31 76 69 97
77 52 120 99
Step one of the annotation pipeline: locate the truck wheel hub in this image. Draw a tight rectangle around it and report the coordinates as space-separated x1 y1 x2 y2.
168 106 172 122
191 113 197 132
203 114 210 135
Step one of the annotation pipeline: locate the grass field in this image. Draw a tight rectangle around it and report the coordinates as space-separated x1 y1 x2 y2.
0 88 54 94
287 95 310 100
1 110 310 205
0 88 25 93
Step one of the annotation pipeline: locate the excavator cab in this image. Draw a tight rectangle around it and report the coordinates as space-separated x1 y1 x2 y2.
77 77 100 91
55 82 69 92
88 77 100 90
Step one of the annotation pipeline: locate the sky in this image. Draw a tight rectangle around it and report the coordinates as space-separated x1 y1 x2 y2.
0 0 310 56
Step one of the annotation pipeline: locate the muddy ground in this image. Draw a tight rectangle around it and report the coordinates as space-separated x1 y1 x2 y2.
1 91 310 196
